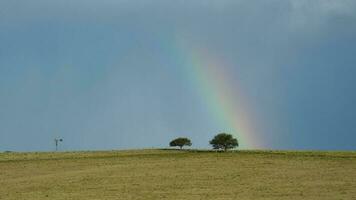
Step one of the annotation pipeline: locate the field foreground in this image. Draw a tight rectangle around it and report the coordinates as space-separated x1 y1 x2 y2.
1 149 356 200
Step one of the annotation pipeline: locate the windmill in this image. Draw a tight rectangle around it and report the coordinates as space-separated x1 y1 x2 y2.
54 138 63 151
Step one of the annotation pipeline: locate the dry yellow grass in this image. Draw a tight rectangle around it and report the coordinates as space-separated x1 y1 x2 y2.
1 149 356 200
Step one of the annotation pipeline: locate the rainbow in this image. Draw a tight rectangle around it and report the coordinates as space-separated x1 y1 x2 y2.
174 40 263 149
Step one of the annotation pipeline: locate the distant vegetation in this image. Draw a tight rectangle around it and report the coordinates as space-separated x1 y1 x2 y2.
170 133 238 152
210 133 238 151
169 137 192 149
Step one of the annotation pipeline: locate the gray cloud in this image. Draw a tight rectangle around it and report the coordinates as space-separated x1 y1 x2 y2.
1 0 356 151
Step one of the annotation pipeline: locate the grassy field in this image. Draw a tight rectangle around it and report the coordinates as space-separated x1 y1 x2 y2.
1 149 356 200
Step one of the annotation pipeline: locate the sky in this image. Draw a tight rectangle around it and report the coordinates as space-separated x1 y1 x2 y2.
1 0 356 151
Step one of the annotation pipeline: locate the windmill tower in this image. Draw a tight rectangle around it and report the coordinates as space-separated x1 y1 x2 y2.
54 138 63 151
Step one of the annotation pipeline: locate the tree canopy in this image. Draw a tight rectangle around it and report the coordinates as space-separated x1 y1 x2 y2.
169 137 192 149
209 133 238 151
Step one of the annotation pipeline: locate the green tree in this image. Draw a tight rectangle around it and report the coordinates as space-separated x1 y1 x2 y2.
169 137 192 149
209 133 238 151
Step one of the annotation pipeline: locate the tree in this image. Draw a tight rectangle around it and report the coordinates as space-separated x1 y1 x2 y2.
169 137 192 149
209 133 238 151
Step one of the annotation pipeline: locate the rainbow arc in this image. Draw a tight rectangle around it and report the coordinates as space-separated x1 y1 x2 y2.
175 40 262 149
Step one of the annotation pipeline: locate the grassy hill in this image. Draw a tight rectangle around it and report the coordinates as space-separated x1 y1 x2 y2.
1 149 356 200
